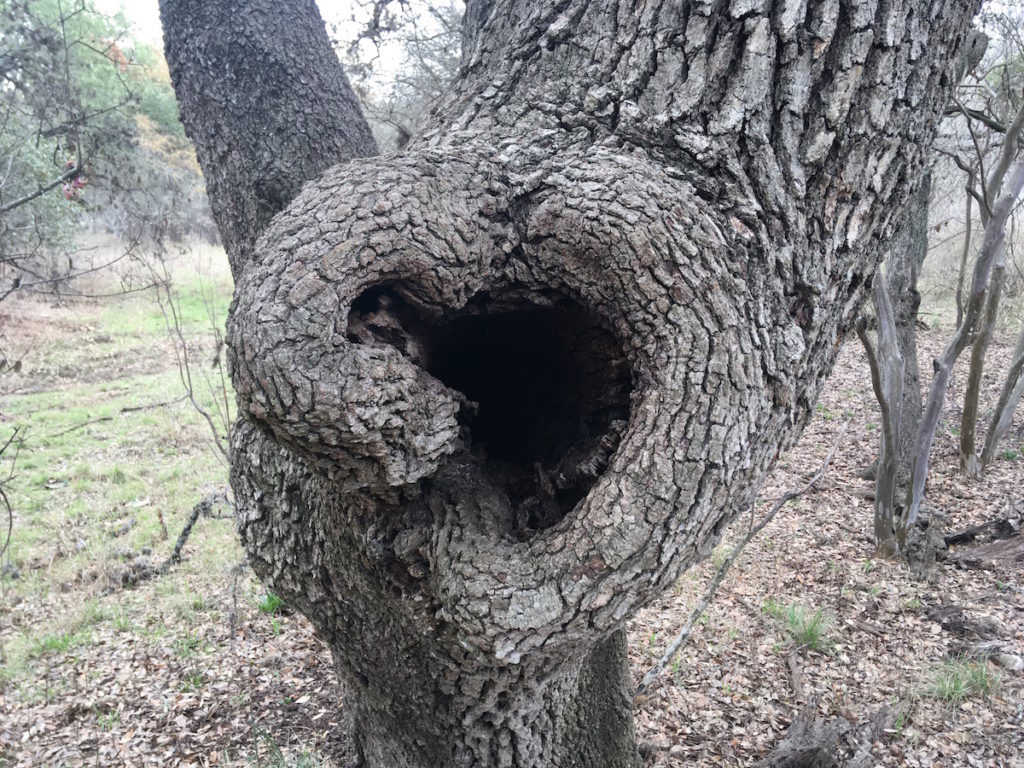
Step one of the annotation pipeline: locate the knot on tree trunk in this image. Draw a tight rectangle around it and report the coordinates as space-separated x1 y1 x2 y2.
162 0 985 763
229 141 775 658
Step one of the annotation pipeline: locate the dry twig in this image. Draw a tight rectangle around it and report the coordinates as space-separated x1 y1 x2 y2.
161 489 232 572
636 422 849 695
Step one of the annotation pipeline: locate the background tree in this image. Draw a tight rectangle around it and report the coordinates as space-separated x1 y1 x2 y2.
338 0 462 150
160 1 982 766
861 6 1024 557
860 158 1024 556
0 0 211 302
952 8 1024 475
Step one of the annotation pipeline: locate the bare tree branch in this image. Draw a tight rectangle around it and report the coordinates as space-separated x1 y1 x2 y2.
637 422 849 694
902 156 1024 545
955 172 975 328
0 162 80 215
980 325 1024 469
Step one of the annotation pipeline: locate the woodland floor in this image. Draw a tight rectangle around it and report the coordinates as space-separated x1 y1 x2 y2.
0 246 1022 767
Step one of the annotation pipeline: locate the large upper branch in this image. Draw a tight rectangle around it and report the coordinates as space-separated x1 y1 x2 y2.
159 0 377 275
449 0 980 253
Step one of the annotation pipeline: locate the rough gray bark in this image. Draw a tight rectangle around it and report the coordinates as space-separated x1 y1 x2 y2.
161 2 982 766
157 0 377 274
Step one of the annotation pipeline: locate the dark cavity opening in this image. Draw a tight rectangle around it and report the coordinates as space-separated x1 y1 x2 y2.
347 285 632 537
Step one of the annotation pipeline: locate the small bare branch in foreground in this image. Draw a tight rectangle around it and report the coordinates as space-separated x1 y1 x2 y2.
637 422 849 695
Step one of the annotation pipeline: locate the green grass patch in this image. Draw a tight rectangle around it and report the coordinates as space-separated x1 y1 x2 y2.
30 632 77 657
174 631 207 658
181 670 208 691
99 265 231 340
258 591 285 615
0 246 246 712
763 598 833 653
250 731 330 768
922 656 1000 705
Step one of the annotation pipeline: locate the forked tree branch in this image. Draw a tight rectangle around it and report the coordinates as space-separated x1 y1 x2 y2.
902 156 1024 543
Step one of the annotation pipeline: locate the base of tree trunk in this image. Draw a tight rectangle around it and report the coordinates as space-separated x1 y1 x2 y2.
755 704 891 768
232 419 641 768
347 629 640 768
903 508 948 579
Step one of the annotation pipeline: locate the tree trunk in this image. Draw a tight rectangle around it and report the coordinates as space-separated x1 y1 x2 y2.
161 1 982 765
959 99 1024 475
981 324 1024 469
954 175 974 329
157 0 377 273
886 172 930 493
857 279 903 558
234 415 639 765
901 158 1024 545
960 259 1006 475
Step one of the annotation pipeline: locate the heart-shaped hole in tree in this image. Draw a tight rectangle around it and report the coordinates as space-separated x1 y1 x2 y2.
347 284 633 536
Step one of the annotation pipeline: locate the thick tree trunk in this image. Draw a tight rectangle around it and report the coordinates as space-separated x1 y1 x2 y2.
161 2 982 765
233 416 639 765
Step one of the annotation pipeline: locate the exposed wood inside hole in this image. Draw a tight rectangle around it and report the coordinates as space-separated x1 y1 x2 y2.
347 284 633 537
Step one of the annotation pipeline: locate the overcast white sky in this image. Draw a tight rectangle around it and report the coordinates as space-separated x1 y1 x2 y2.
94 1 372 48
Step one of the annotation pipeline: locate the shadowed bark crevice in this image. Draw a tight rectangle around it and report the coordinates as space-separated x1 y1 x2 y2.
347 283 633 538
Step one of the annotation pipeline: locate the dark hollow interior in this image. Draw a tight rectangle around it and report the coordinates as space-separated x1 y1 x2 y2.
347 285 633 535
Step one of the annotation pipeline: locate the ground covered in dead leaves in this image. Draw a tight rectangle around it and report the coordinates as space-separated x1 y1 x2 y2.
1 283 1022 766
630 330 1024 768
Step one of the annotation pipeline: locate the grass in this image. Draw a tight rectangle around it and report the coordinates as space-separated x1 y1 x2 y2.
30 631 83 657
763 598 833 653
711 543 734 569
891 709 910 740
174 631 206 658
251 732 330 768
259 591 285 615
97 711 121 731
181 670 208 691
922 656 1001 705
0 245 238 695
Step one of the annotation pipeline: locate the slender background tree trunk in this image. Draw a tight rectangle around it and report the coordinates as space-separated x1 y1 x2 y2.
886 172 931 497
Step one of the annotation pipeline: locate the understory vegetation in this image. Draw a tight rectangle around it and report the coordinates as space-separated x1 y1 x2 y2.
0 245 1021 766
